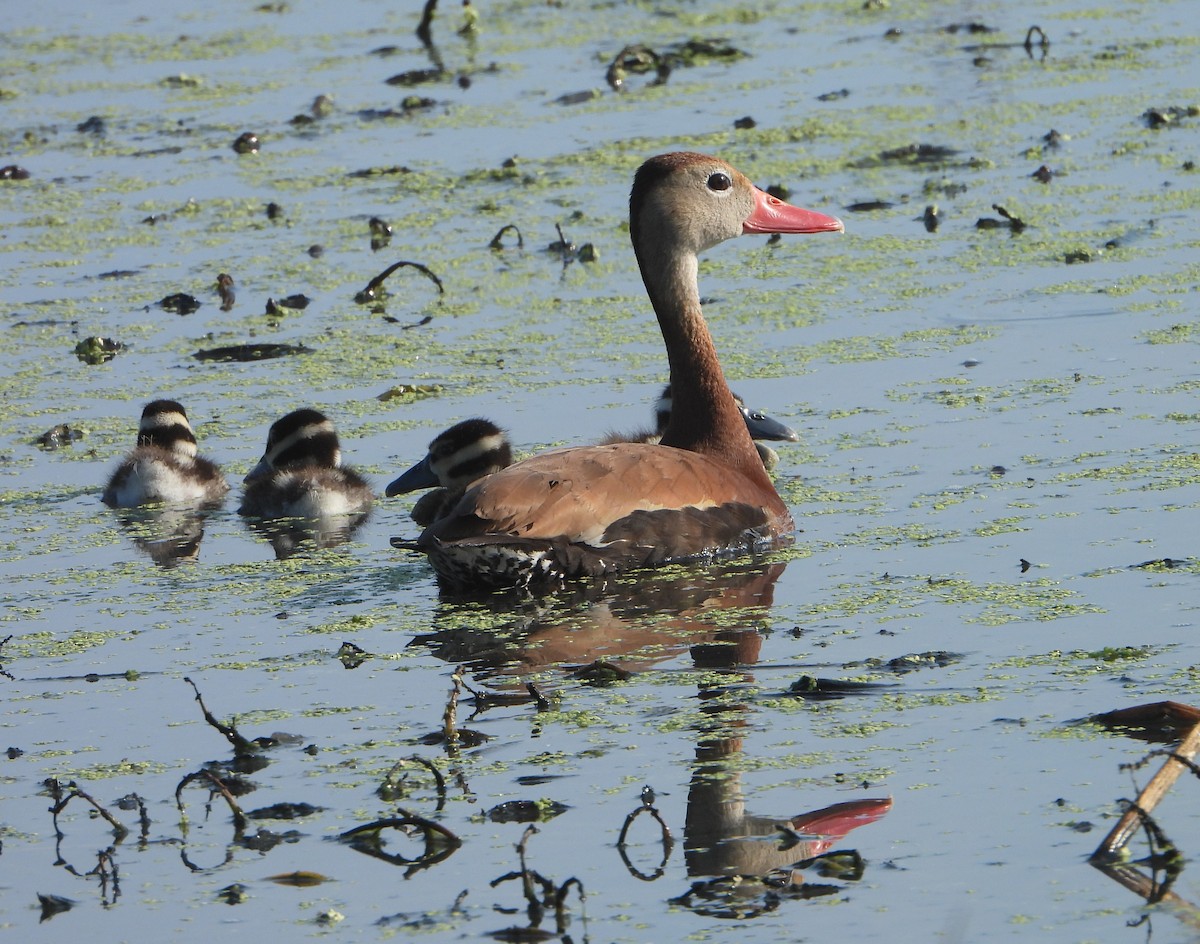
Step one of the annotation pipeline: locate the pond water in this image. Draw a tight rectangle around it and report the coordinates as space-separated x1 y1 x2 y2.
2 0 1200 940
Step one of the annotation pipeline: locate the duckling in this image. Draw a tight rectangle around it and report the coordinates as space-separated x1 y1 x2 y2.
239 408 373 518
606 384 799 470
385 418 511 527
102 399 229 508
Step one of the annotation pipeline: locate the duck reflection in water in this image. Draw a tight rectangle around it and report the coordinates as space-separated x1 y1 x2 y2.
408 555 891 913
112 506 210 568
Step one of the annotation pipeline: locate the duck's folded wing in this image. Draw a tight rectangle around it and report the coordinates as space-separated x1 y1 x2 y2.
420 443 792 555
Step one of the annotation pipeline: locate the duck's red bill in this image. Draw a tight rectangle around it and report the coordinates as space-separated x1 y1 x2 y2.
744 186 844 235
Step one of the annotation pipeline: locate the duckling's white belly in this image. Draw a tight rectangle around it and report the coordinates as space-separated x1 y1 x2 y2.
104 454 217 507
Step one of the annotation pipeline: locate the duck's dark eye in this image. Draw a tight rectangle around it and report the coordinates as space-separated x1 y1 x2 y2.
707 172 732 192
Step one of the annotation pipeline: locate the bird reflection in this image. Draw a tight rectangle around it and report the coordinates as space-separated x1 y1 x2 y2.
112 505 214 567
410 554 892 912
241 510 370 560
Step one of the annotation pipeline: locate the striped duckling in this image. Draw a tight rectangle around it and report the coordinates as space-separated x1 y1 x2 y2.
607 383 800 470
239 409 373 519
102 399 229 508
385 418 511 527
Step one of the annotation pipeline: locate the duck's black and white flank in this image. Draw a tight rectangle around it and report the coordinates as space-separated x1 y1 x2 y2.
102 399 229 508
239 409 373 519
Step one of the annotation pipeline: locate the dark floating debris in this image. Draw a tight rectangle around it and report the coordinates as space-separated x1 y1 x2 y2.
922 205 940 232
339 815 461 872
355 259 444 304
784 676 896 700
843 650 962 674
76 115 106 134
975 203 1026 233
369 216 393 250
265 871 330 887
1144 105 1199 130
733 115 756 129
385 67 445 87
489 223 524 250
291 93 334 125
817 88 850 101
1064 249 1091 264
486 799 569 824
347 164 412 178
1024 25 1049 51
845 200 894 212
1020 558 1032 573
378 383 442 402
159 292 201 315
571 660 631 686
1132 558 1190 571
74 336 123 364
36 424 84 450
265 294 311 314
941 22 996 34
0 164 31 180
232 132 260 154
554 89 600 106
217 884 249 905
853 143 961 169
604 38 744 93
1043 128 1068 148
1031 164 1056 184
217 272 235 311
265 201 284 221
961 24 1049 58
606 44 671 91
37 893 76 923
193 343 313 362
248 802 324 820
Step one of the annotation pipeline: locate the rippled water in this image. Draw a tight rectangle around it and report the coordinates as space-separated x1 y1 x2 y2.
2 0 1199 940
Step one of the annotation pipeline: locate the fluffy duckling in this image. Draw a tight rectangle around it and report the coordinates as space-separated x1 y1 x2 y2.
606 384 799 470
239 408 373 518
385 418 511 527
102 399 229 508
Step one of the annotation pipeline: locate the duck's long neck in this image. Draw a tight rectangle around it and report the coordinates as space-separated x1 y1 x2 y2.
639 250 774 490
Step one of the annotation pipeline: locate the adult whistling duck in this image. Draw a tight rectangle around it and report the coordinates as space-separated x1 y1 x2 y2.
239 409 373 519
103 399 229 508
408 152 842 590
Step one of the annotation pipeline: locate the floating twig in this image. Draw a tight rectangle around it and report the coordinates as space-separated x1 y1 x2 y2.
175 768 248 836
1024 25 1049 53
606 44 671 91
378 754 448 809
1092 710 1200 858
183 677 259 756
46 778 129 841
489 223 524 250
339 813 461 874
354 259 444 304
